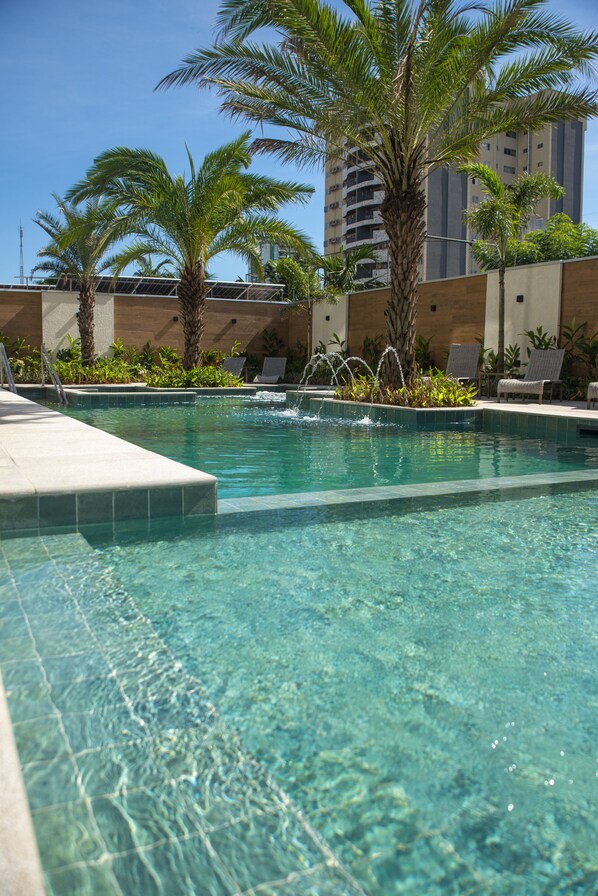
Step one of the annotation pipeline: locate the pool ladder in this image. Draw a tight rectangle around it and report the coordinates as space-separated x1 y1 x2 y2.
0 343 17 394
41 344 68 406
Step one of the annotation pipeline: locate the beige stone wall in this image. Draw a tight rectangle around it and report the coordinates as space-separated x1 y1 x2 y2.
484 262 562 357
42 290 115 356
312 295 349 352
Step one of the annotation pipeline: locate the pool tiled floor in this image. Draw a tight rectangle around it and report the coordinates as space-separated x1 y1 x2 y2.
0 533 365 896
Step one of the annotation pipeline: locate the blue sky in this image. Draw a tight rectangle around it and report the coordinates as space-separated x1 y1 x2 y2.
1 0 597 284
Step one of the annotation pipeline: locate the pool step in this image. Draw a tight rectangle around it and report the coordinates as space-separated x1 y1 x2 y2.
0 532 366 896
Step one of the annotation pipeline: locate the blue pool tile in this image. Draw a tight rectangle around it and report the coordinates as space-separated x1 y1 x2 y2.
44 651 112 686
62 705 145 754
111 837 236 896
0 611 29 640
12 715 69 763
77 491 114 526
32 801 105 872
50 676 125 714
1 658 45 687
207 810 323 892
114 489 149 523
0 634 36 663
39 495 77 528
45 863 121 896
34 626 96 659
5 685 55 723
0 497 39 532
23 756 80 809
76 738 168 799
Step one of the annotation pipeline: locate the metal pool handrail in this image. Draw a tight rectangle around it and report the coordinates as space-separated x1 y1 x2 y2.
0 342 17 393
41 344 68 406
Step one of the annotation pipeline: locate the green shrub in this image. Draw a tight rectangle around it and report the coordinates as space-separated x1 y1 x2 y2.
145 365 242 388
335 371 477 408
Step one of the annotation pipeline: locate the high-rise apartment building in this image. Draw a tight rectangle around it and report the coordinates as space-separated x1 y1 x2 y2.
247 241 296 282
323 117 585 284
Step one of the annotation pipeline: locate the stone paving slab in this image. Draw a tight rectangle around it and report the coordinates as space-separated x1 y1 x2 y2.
0 392 217 530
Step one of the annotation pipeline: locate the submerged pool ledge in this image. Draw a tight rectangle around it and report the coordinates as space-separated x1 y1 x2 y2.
0 392 217 531
218 469 598 516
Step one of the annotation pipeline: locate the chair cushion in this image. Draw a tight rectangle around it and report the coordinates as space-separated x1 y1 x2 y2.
497 379 546 395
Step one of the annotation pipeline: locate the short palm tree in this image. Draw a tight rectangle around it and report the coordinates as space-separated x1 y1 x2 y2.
159 0 598 383
320 245 380 293
33 195 128 364
67 135 314 368
460 163 564 371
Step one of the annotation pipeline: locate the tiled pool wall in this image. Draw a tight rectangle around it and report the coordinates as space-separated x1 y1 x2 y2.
309 397 598 445
0 484 216 535
311 397 482 430
17 385 265 408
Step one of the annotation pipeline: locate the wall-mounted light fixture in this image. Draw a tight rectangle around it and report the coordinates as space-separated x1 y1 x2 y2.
516 294 524 303
430 304 437 312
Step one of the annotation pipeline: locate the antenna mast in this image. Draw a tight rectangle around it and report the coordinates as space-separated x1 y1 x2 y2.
19 222 24 285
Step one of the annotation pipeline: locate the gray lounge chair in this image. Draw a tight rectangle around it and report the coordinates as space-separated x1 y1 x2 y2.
254 357 287 384
497 349 564 404
445 343 479 383
587 382 598 409
222 356 246 378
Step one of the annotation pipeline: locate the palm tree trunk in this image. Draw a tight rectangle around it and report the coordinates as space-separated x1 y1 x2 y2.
178 265 207 369
381 183 427 387
497 263 506 375
77 284 95 365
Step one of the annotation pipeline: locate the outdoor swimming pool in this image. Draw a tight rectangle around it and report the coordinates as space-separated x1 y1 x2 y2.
1 488 597 895
66 396 598 497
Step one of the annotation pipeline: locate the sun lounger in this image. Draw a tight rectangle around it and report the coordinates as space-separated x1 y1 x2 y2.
445 343 479 383
222 356 246 378
254 357 287 384
497 349 564 404
587 382 598 409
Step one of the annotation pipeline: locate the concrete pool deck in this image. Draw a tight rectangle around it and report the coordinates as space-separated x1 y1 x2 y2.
0 391 217 531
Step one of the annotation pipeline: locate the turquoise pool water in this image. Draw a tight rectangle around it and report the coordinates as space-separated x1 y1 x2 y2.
66 397 598 497
1 490 597 895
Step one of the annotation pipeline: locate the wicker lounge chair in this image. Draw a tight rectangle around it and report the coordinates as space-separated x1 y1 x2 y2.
254 357 287 384
587 382 598 409
222 356 246 378
445 343 480 383
497 349 564 404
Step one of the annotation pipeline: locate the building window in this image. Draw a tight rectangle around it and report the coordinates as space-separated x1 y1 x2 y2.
523 166 528 172
482 142 491 151
537 161 543 167
537 142 543 149
504 148 516 156
505 131 517 138
503 165 516 174
472 196 479 204
523 147 528 154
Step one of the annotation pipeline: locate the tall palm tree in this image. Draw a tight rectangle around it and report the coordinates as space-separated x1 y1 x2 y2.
67 135 314 368
460 164 564 371
159 0 598 384
33 195 128 364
